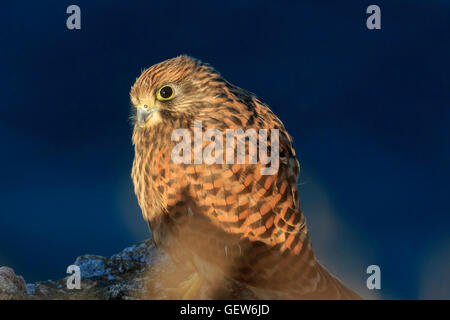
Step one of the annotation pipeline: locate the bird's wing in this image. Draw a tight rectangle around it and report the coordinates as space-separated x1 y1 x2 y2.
157 92 360 299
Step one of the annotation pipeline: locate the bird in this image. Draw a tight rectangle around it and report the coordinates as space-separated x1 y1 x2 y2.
130 55 361 299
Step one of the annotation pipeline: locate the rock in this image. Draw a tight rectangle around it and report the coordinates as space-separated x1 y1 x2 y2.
26 283 35 295
0 238 256 300
74 256 106 278
0 267 27 300
24 239 169 300
0 239 166 300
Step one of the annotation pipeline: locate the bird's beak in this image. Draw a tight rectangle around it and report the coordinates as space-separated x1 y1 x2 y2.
137 106 158 125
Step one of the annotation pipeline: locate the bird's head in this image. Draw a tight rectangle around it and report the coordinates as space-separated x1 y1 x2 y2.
130 55 225 128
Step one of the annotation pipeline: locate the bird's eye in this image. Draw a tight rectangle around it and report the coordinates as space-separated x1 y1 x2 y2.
157 85 175 101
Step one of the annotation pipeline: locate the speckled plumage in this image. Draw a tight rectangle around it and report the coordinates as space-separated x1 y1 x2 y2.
130 56 360 299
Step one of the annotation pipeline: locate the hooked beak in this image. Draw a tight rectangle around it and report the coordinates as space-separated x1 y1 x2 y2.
137 106 158 125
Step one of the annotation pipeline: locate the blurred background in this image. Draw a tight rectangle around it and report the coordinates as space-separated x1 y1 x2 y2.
0 0 449 299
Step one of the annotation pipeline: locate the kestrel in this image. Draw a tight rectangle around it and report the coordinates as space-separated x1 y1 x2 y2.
130 55 361 299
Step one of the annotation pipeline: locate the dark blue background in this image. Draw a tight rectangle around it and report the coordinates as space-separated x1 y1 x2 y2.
1 1 449 299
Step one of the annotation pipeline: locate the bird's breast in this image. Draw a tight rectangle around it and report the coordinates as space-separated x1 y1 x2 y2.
132 127 176 221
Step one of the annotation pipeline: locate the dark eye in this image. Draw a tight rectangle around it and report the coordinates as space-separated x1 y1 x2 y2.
157 85 174 101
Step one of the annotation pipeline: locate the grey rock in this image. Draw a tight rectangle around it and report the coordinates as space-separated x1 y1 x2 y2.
26 284 35 295
0 267 27 300
19 239 175 300
0 238 256 300
75 256 106 278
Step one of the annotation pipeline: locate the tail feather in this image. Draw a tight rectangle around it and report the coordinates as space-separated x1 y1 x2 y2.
292 263 362 300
